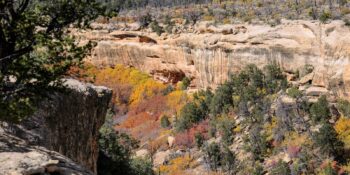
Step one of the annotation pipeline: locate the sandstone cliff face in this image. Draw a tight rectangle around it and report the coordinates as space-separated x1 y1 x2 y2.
80 20 350 98
1 79 112 174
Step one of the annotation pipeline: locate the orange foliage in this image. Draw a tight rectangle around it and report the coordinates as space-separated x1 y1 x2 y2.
131 121 161 142
175 120 209 148
129 95 168 116
120 112 156 129
71 63 188 145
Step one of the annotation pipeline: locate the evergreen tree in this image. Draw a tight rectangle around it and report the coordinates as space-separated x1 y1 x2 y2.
270 160 291 175
160 115 170 128
194 132 204 148
221 146 238 174
204 142 221 171
0 0 104 122
310 96 330 123
313 122 344 159
210 83 233 116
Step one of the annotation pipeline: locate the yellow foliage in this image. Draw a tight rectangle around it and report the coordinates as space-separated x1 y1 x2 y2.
335 117 350 149
90 64 167 107
264 116 277 141
281 132 311 147
234 125 242 133
129 79 166 107
160 129 173 137
159 155 197 175
203 15 214 21
257 88 267 96
167 90 188 114
223 18 231 24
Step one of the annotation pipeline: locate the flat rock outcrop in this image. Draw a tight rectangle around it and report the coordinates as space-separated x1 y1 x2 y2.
79 20 350 98
0 130 93 175
1 79 112 174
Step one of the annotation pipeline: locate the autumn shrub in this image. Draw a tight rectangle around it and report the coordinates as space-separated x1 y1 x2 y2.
129 79 166 107
319 160 343 175
175 120 209 148
159 155 196 174
175 130 194 148
335 117 350 149
166 90 188 114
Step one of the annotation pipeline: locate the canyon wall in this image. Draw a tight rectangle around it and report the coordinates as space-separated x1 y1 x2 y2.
1 79 112 174
80 19 350 98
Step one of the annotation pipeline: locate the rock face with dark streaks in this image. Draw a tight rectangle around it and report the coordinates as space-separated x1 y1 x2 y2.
78 20 350 99
0 79 112 174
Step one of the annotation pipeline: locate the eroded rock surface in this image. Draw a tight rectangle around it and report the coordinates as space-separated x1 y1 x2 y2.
78 20 350 98
0 130 93 175
1 79 112 174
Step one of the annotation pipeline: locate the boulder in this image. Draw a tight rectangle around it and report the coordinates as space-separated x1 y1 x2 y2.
312 68 328 87
299 72 314 85
168 136 175 148
153 150 172 167
135 149 150 158
305 86 329 96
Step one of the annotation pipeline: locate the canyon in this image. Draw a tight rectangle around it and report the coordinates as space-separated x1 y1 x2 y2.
79 19 350 99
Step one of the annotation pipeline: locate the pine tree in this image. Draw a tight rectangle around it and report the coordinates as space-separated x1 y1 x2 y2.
310 96 330 123
0 1 104 122
314 122 344 159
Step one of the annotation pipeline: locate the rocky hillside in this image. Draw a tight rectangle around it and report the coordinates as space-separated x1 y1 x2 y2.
0 79 112 175
78 20 350 99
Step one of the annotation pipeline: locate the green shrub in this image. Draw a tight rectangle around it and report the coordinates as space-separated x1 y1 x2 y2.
194 133 204 148
287 87 302 98
130 158 154 175
210 83 233 116
160 115 170 128
320 11 332 23
270 159 291 175
181 77 191 90
204 142 221 171
338 99 350 117
164 15 175 34
150 20 164 36
138 13 152 28
309 96 330 123
176 102 205 131
217 116 235 145
344 18 350 26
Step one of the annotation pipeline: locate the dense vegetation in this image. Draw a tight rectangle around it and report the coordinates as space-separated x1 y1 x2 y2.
86 62 350 174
